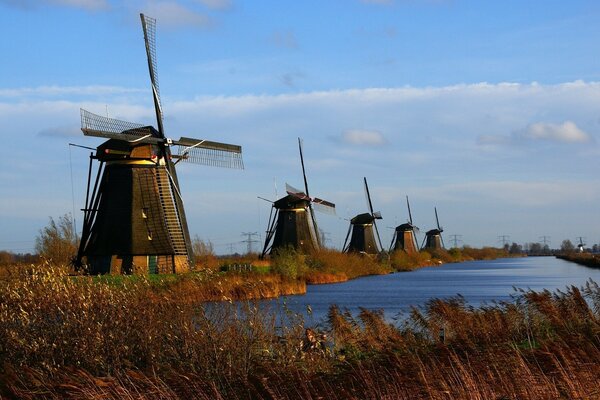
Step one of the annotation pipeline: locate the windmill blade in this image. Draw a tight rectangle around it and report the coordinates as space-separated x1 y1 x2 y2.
173 137 243 169
298 138 311 198
373 219 384 252
435 207 442 231
363 177 375 216
372 211 382 219
140 13 164 137
285 183 308 200
80 109 160 142
406 196 413 225
312 197 336 215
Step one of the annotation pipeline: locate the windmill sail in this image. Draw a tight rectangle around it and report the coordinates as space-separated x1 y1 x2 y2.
80 109 159 142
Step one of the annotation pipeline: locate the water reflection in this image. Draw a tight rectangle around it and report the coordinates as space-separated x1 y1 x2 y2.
265 256 600 324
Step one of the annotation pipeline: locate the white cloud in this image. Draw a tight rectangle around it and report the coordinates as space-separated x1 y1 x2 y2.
196 0 232 10
522 121 591 143
2 80 600 249
142 2 212 28
0 0 109 11
0 85 144 98
378 180 600 207
50 0 108 10
341 129 386 146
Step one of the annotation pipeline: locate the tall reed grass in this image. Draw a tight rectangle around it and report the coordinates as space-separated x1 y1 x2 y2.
1 261 599 399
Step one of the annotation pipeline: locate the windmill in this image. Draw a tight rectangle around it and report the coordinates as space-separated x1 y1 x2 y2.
577 237 586 253
342 177 383 254
390 196 419 254
421 207 444 250
75 14 243 275
260 139 335 257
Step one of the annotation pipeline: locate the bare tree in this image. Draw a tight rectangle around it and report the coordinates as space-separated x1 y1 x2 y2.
560 239 575 254
35 214 79 264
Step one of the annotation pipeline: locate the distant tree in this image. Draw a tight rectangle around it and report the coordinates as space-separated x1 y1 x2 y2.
542 244 551 255
508 242 522 254
35 214 79 264
192 235 215 257
529 243 543 254
560 239 575 253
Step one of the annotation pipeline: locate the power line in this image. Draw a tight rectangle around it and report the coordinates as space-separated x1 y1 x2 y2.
498 235 510 246
449 234 462 248
539 236 551 246
241 232 260 254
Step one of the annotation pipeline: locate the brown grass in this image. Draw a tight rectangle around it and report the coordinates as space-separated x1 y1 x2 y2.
1 262 599 399
558 253 600 269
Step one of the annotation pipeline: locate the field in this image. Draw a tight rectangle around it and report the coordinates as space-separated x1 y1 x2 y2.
1 260 599 398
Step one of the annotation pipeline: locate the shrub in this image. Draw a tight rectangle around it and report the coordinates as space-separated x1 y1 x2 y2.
271 246 307 279
35 214 78 265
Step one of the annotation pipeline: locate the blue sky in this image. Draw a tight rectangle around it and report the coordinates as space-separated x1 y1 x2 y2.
1 0 600 254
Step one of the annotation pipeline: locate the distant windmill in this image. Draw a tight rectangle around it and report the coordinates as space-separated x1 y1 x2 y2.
421 207 444 250
390 196 419 254
260 139 335 257
75 14 243 275
577 237 586 253
343 177 383 254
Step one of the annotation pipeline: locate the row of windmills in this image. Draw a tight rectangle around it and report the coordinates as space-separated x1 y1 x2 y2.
259 141 446 258
73 13 446 275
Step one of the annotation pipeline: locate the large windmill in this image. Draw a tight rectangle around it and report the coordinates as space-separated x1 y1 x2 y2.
343 177 383 254
75 14 243 275
260 139 335 257
421 207 444 250
390 196 419 254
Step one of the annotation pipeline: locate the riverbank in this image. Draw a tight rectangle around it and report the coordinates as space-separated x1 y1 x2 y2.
556 253 600 269
0 247 512 303
1 265 598 399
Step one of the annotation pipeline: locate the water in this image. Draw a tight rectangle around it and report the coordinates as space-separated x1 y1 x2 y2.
270 256 600 324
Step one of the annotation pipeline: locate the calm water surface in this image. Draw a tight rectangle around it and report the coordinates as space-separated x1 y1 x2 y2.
270 256 600 323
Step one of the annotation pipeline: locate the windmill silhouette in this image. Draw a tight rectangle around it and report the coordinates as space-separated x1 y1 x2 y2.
390 196 419 254
75 14 243 274
343 177 383 254
261 139 335 257
421 207 444 250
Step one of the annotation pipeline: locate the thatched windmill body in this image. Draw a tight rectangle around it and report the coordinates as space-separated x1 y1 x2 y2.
261 139 335 257
343 178 383 255
421 207 444 250
76 14 243 275
390 196 419 254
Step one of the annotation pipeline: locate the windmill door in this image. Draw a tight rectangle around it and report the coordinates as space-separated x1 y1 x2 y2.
148 255 158 274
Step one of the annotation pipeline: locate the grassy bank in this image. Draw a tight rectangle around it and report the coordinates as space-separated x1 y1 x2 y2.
557 253 600 269
0 263 598 399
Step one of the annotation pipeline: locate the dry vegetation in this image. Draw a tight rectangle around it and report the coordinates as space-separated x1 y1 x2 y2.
557 253 600 269
1 262 599 399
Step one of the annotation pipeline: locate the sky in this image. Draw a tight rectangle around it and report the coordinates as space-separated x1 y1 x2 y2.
1 0 600 254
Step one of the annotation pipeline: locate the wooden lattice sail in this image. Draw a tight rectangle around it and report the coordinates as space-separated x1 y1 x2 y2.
75 14 243 274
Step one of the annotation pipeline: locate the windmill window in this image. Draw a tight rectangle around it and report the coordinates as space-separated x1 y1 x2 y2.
142 208 148 219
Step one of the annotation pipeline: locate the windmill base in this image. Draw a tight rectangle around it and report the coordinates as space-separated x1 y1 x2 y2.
84 254 190 275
